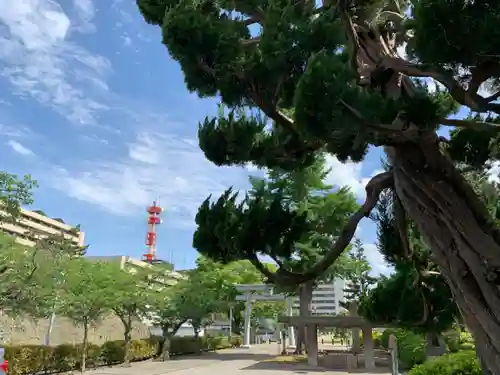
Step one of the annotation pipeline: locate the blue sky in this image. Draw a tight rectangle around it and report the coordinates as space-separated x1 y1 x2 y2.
0 0 469 275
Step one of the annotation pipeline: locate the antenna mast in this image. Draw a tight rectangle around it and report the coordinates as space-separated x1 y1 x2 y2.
144 200 163 263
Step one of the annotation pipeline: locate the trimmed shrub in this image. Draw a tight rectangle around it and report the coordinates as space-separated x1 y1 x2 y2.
408 351 481 375
379 328 426 369
444 329 476 353
170 336 202 355
380 328 396 349
397 331 426 370
230 335 242 347
5 334 240 375
100 340 126 365
443 330 460 352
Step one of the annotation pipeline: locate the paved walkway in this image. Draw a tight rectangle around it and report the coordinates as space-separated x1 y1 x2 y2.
86 344 390 375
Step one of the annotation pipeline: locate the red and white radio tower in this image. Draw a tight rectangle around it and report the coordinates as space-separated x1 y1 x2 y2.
143 201 163 262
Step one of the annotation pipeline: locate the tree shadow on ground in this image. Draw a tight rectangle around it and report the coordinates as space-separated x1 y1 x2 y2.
170 351 277 362
346 368 392 374
242 362 392 374
242 362 327 372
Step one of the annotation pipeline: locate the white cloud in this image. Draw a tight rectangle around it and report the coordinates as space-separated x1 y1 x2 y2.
7 140 34 156
0 0 110 125
396 43 407 60
364 243 391 276
72 0 95 33
324 155 383 198
50 132 250 228
488 161 500 183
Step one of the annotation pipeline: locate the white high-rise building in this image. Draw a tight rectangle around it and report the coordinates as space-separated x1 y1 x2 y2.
292 278 346 315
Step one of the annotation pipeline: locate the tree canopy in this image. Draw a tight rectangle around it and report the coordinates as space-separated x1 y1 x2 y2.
105 264 154 365
194 256 287 334
137 0 500 372
193 155 359 286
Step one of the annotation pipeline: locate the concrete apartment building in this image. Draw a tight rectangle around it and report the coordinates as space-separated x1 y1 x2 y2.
292 278 346 315
0 208 85 247
86 255 185 288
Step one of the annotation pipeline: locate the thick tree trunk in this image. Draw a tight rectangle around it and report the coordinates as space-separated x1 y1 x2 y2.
294 281 314 355
393 141 500 374
302 281 318 365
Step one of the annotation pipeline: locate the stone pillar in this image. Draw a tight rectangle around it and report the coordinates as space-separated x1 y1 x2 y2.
306 324 319 366
287 297 296 348
349 302 361 354
388 334 399 375
242 292 252 348
362 326 375 370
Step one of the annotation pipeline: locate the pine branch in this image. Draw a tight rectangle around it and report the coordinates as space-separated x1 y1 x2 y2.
381 57 500 115
274 171 394 285
248 255 277 282
242 17 260 26
240 37 261 46
469 62 500 96
439 118 500 130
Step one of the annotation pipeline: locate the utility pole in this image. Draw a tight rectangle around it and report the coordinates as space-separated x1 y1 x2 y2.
228 304 233 338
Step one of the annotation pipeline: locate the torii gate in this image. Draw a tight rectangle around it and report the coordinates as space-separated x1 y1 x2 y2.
234 284 296 348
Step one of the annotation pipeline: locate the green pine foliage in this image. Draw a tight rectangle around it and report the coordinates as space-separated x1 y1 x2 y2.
134 0 499 173
340 239 377 309
193 156 359 284
136 0 500 283
137 0 500 371
358 190 458 334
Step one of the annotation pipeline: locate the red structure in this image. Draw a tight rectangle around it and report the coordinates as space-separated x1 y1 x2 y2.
143 201 163 262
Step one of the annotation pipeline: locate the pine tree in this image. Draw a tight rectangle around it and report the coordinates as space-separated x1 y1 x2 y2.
137 0 500 371
358 191 458 353
199 156 360 353
192 156 359 280
341 239 377 309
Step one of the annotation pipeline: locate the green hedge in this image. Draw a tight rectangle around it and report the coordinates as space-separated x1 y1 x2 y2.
380 328 426 370
5 335 241 375
408 351 481 375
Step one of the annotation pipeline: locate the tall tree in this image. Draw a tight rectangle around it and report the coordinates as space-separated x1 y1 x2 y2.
106 265 152 366
179 265 228 337
137 0 500 371
341 239 377 308
0 172 81 320
195 157 359 352
0 172 36 222
58 259 115 372
194 256 280 335
147 285 191 361
0 233 58 316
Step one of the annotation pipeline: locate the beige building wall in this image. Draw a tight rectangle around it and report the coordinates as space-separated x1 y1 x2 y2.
0 208 85 248
86 255 185 288
0 313 150 346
